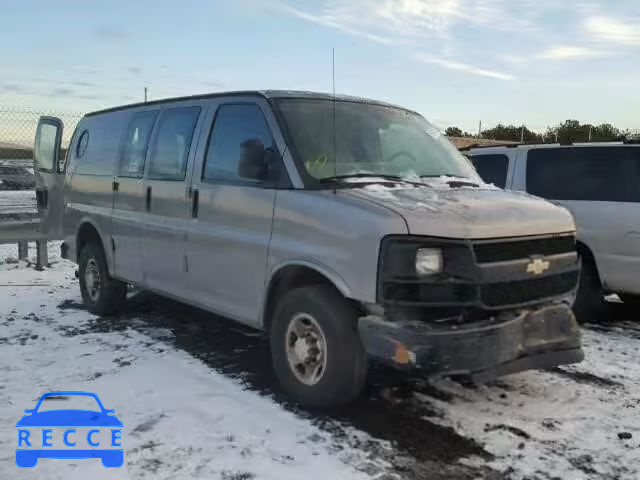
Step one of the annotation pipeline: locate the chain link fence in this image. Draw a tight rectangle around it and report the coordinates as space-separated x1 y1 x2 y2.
0 106 83 261
0 106 83 159
0 106 84 190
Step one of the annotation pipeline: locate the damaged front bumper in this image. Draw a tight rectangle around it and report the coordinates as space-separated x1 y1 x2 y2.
358 304 583 382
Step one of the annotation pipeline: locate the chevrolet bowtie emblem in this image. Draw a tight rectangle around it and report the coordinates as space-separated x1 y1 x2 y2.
527 258 550 275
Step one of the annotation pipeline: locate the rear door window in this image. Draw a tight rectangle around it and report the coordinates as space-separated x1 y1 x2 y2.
526 147 639 202
34 122 59 172
471 154 509 188
119 110 158 178
148 106 201 180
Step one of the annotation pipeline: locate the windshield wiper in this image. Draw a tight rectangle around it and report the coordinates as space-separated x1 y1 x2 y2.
319 173 425 187
419 174 467 179
419 174 479 188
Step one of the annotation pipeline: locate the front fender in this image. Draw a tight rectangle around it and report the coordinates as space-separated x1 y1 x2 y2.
267 259 352 298
260 259 353 327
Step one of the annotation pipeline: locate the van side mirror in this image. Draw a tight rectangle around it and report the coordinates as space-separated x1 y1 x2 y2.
238 139 269 181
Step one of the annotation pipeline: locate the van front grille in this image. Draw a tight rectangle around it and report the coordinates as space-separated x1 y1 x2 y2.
473 235 575 264
379 234 579 310
481 271 578 307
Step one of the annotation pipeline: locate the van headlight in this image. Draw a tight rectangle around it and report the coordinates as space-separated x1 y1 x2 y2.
415 248 443 276
379 238 449 279
378 236 476 304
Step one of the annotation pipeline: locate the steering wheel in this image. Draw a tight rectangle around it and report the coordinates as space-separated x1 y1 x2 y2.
387 151 417 163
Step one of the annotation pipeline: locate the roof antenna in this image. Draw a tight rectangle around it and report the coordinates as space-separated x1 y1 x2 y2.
332 47 337 190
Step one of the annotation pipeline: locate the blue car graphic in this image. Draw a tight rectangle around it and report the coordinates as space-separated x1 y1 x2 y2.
16 391 123 468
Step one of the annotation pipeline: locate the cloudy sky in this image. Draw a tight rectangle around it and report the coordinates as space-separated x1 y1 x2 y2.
1 0 639 131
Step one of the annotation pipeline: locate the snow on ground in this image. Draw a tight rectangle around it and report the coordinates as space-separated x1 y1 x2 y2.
413 311 640 480
1 243 639 479
425 329 640 480
0 248 385 480
0 190 36 211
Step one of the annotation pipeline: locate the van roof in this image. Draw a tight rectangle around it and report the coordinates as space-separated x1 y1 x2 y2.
465 141 640 153
85 90 413 117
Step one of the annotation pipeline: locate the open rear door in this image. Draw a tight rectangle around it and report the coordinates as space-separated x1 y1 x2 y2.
33 116 65 240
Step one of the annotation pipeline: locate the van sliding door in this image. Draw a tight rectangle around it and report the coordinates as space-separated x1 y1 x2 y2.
140 104 205 299
112 109 158 284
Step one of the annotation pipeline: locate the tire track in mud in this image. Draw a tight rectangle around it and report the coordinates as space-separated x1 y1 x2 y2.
58 292 498 480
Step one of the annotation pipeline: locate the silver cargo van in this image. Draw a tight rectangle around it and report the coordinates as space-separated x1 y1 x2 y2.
33 91 583 407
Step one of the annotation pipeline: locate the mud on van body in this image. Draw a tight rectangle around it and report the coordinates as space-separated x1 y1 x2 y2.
33 91 582 407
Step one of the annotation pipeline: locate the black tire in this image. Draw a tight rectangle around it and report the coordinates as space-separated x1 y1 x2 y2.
270 285 368 408
619 293 640 309
572 255 603 324
78 243 127 315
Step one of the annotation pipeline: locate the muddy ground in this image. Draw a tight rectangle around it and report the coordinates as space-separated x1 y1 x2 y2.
54 290 639 480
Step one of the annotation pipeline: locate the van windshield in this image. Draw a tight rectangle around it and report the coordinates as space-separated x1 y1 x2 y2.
275 98 479 183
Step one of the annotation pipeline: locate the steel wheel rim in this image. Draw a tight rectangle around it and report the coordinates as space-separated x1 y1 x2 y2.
285 312 328 386
85 258 101 303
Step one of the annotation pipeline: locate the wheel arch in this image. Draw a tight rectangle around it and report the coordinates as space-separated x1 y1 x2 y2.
261 261 353 331
75 219 113 274
576 240 602 289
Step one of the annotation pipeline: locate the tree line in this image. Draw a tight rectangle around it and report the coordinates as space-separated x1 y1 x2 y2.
445 120 636 144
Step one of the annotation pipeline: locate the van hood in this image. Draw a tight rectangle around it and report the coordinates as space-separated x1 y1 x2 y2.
342 183 575 239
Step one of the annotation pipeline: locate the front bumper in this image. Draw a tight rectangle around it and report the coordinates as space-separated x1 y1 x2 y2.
358 303 583 381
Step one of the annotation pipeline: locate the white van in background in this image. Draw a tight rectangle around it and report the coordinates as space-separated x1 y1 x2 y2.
467 142 640 321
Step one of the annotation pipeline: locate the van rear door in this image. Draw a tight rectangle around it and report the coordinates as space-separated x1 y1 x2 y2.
33 116 65 240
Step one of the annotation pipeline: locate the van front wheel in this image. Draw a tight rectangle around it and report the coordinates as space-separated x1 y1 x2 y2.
270 285 368 408
78 243 127 315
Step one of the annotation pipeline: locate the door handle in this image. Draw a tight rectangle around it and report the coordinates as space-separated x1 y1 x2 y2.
192 189 199 218
146 186 152 211
112 180 119 192
36 189 48 209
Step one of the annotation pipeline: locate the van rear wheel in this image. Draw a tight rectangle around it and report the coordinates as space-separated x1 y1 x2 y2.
270 285 368 408
573 256 602 324
78 243 127 315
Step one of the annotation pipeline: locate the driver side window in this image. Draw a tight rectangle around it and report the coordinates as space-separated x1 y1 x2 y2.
202 103 276 184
